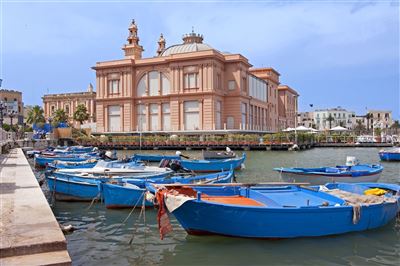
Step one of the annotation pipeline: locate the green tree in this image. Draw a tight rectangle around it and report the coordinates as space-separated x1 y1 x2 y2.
26 105 45 125
365 113 372 133
53 109 68 124
390 120 399 135
73 104 90 125
326 114 335 129
354 120 366 135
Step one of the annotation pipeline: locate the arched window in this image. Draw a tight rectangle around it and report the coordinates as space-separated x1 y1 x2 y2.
137 71 170 97
137 75 147 97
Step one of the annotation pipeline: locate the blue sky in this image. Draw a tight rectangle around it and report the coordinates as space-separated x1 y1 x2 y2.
1 0 399 119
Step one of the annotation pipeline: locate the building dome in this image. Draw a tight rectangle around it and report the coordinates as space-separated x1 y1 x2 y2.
160 29 214 56
161 42 213 56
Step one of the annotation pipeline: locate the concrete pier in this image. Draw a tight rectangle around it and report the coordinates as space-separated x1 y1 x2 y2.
0 148 71 265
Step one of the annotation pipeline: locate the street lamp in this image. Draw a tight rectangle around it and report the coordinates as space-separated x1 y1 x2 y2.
0 101 5 141
8 110 16 130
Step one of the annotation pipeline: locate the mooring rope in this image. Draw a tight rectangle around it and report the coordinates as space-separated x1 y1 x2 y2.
128 191 147 245
110 190 145 235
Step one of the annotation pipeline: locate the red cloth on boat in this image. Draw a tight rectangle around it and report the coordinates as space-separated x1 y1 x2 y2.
156 189 173 240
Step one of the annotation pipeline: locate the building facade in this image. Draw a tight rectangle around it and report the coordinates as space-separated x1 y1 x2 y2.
0 89 24 125
277 85 299 130
297 111 314 128
94 20 297 133
42 84 96 125
367 110 393 132
313 107 355 130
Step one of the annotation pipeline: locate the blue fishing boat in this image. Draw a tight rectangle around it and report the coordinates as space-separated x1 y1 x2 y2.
179 153 246 172
379 147 400 161
35 153 95 167
102 170 234 208
132 153 181 162
274 164 383 185
48 158 99 169
157 182 400 239
46 171 171 201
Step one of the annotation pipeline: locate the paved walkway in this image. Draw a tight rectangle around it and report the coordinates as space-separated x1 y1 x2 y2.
0 148 71 265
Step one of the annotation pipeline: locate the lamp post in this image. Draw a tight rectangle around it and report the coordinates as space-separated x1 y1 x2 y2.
8 110 16 141
0 101 6 141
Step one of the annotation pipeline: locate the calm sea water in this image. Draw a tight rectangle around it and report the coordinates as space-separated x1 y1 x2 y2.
36 148 400 266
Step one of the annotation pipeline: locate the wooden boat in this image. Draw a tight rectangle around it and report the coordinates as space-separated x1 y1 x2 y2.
274 164 383 185
34 153 94 167
132 153 181 162
156 182 400 239
53 161 173 177
379 147 400 161
46 171 170 201
179 153 246 172
48 158 99 169
102 170 235 209
202 148 236 160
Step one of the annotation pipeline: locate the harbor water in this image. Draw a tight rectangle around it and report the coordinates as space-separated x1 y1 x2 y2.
34 148 400 265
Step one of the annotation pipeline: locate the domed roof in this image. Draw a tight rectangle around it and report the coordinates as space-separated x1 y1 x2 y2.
161 42 213 56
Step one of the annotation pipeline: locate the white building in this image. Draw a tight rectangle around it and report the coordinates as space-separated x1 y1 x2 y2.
313 107 355 130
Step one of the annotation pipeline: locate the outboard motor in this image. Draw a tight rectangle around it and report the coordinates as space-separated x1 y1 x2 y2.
346 156 359 167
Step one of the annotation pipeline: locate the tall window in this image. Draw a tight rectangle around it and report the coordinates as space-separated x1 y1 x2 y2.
108 105 121 132
184 73 198 89
108 80 119 94
137 76 146 97
184 101 199 130
65 105 70 115
162 103 171 131
149 71 159 96
51 105 55 114
149 104 159 131
228 80 235 91
216 101 222 129
241 103 247 128
216 73 221 90
227 116 234 129
137 104 147 131
161 74 170 95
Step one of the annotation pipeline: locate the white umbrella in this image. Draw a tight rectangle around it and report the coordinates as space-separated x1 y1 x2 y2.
295 126 311 131
282 127 295 132
330 126 348 131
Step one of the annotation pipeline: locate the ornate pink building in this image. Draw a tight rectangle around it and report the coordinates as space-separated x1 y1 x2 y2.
93 20 298 133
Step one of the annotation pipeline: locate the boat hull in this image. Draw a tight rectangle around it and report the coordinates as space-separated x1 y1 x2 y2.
180 154 246 172
35 155 89 167
132 154 181 162
102 183 153 209
46 175 101 201
379 152 400 161
172 199 399 238
279 172 381 185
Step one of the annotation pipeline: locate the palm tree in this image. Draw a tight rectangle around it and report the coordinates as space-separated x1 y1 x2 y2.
26 105 45 125
354 120 366 135
326 114 334 129
53 109 68 124
73 104 89 125
390 120 399 135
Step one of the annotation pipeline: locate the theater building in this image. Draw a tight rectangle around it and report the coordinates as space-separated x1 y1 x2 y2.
93 20 298 133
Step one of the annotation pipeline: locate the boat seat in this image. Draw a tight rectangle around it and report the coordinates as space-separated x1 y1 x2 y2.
201 195 265 206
